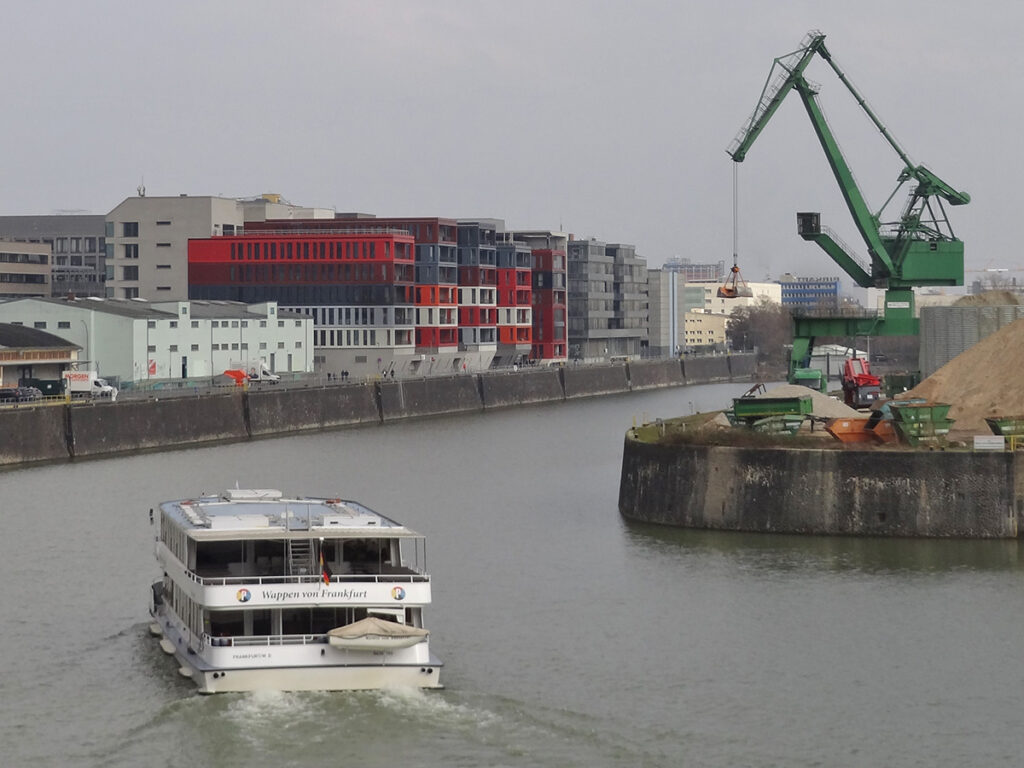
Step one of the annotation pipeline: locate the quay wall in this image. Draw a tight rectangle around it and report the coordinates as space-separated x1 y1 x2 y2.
480 369 563 409
682 355 732 383
563 365 630 399
726 354 757 380
619 436 1021 538
247 385 379 436
628 360 685 391
67 394 248 459
0 354 756 467
0 405 68 465
378 376 482 422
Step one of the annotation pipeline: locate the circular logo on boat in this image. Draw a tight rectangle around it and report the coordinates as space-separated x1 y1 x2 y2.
391 586 406 600
236 588 252 603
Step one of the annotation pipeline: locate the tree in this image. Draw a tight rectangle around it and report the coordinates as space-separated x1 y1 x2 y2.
726 300 793 373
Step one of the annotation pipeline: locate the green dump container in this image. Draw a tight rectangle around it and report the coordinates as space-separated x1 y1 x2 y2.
894 419 955 446
732 395 813 421
889 402 952 424
882 372 921 398
985 416 1024 436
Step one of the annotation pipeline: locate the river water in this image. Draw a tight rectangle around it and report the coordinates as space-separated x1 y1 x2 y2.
3 382 1024 767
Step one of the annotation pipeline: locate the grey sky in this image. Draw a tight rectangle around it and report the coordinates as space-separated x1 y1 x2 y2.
3 1 1017 285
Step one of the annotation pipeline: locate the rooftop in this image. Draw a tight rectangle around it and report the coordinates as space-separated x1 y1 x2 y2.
162 489 418 539
0 322 80 350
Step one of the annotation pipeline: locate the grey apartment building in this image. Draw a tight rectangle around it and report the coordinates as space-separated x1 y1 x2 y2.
567 238 648 360
0 215 106 297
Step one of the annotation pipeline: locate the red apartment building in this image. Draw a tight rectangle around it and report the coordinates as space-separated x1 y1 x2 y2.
246 217 470 374
188 228 416 377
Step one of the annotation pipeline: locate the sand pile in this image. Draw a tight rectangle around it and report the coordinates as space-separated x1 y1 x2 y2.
953 290 1020 306
899 316 1024 437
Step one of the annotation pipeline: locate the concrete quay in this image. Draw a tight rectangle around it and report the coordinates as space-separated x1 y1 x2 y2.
618 433 1023 539
0 354 755 468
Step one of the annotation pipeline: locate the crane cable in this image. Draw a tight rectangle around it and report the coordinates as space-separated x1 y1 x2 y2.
732 162 739 271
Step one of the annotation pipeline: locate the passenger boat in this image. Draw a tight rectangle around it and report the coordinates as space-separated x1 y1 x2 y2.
149 489 442 693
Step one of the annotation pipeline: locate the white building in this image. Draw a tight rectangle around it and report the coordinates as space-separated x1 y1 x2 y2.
0 297 312 384
647 272 782 357
699 280 782 314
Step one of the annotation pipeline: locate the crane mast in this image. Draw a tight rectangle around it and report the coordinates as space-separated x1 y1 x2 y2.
727 31 969 378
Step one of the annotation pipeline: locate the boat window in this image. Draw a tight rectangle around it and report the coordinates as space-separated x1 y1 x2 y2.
209 610 244 638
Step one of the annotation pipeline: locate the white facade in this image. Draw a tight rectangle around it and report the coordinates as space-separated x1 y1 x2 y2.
0 298 312 384
700 280 782 314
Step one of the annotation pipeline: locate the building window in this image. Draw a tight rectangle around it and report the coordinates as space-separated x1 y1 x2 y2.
191 344 199 351
259 320 267 328
169 321 177 328
122 222 139 237
231 343 239 350
156 243 171 247
231 321 239 328
191 320 199 328
58 321 70 329
277 342 285 349
33 321 46 329
156 220 171 226
295 341 302 348
122 265 139 280
156 264 171 270
156 286 171 291
169 345 178 352
123 287 139 298
147 345 156 352
124 244 139 259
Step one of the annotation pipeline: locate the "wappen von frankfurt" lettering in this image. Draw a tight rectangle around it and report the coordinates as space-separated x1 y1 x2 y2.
260 588 370 601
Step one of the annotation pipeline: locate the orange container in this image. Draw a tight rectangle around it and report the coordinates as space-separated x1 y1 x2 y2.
826 418 874 443
869 419 898 444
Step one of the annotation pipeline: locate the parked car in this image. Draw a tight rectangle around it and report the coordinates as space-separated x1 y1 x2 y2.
0 386 43 403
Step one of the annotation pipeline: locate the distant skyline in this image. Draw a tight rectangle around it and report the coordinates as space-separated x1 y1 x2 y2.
2 1 1017 286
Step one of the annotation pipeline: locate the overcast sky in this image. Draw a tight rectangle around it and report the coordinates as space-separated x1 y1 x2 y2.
3 1 1018 287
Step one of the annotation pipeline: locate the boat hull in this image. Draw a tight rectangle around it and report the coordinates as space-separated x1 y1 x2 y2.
152 610 442 694
186 661 442 694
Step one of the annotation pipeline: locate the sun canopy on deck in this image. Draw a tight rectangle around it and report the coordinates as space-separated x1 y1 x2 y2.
327 616 429 641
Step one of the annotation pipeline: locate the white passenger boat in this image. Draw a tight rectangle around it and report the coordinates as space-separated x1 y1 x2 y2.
149 489 442 693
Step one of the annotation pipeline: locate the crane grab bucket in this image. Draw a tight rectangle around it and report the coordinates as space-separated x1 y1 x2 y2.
717 264 753 299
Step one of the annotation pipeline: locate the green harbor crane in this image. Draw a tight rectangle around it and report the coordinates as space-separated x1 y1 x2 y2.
727 30 970 379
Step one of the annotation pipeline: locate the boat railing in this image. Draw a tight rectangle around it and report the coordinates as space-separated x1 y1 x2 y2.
204 632 327 648
186 571 430 587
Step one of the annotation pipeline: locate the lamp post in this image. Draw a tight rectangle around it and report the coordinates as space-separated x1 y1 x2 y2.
78 318 90 370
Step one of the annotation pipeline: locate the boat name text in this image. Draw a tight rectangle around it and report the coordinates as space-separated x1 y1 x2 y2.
260 587 369 602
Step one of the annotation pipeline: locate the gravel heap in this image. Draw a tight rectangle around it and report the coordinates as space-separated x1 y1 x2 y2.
899 316 1024 437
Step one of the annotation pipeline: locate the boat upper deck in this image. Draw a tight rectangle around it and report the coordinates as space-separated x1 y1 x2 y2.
161 489 420 540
